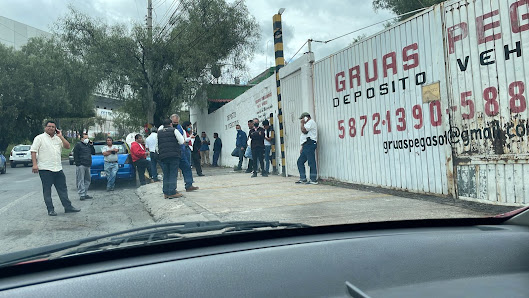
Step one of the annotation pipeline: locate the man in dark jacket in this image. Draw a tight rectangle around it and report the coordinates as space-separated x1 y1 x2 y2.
212 133 222 167
158 119 185 199
184 121 204 176
234 124 247 171
249 119 266 177
73 133 95 200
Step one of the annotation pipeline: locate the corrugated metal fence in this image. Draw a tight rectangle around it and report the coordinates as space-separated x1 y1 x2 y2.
192 0 529 206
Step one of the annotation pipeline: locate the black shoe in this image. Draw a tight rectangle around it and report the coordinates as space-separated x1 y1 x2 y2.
48 210 57 216
65 207 81 213
262 172 268 177
85 195 93 199
198 173 205 176
251 173 258 178
234 167 242 171
245 169 252 173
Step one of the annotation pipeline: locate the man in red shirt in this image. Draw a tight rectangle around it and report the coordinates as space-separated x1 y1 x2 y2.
131 134 153 186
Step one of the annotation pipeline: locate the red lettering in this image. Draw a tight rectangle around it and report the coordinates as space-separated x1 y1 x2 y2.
403 43 419 70
476 10 501 44
349 66 361 88
364 59 378 83
382 52 397 78
335 71 345 92
511 0 529 33
447 23 468 54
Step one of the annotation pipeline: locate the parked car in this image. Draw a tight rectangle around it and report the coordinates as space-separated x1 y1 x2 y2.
90 141 135 182
69 151 74 165
9 145 32 168
0 154 6 174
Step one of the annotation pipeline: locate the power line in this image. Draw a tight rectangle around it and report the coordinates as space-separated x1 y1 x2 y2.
158 0 185 38
287 40 308 63
157 0 179 28
311 7 429 44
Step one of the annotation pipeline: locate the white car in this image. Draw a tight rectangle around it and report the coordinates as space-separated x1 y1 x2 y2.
9 145 32 168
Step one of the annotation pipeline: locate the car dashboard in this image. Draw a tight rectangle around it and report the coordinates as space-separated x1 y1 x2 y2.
0 217 528 297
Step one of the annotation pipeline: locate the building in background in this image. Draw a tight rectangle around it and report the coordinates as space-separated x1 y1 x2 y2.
0 16 51 49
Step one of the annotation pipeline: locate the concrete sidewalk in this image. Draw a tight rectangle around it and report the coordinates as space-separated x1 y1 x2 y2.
136 166 496 226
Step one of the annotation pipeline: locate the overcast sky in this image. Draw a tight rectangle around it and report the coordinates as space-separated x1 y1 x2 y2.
1 0 395 81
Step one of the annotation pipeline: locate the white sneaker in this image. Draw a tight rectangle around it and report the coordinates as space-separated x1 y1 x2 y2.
295 180 308 184
306 180 318 185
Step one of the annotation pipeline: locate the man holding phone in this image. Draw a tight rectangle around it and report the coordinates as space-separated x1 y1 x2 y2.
102 137 120 191
30 120 81 216
296 112 318 185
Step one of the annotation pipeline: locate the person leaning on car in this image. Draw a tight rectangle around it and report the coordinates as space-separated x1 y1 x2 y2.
73 133 95 200
102 137 119 191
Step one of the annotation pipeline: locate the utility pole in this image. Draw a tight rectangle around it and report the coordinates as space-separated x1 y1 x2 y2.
273 8 286 176
146 0 155 126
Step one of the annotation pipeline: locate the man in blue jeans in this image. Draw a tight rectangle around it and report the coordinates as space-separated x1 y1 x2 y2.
102 137 120 191
262 120 274 175
157 119 185 199
296 112 318 185
170 114 199 192
212 133 222 166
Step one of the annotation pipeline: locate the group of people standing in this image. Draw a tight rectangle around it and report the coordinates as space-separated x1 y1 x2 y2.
234 112 318 184
234 118 274 177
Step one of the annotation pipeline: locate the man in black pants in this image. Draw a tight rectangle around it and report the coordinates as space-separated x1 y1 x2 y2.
184 121 204 176
249 119 267 177
30 120 81 216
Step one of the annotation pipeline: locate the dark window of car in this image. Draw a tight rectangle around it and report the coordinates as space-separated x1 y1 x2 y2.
93 144 127 155
14 146 31 152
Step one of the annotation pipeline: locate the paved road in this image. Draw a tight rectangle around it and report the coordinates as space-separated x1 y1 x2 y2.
0 161 154 254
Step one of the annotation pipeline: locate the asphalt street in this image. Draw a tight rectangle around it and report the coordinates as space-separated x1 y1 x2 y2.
0 161 154 254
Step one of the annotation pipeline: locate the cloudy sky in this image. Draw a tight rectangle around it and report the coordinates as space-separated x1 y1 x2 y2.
1 0 395 81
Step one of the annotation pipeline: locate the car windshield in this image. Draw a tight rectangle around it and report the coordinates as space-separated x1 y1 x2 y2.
0 0 526 265
13 146 31 152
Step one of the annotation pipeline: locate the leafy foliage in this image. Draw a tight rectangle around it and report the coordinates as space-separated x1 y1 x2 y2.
0 38 96 152
56 0 259 126
372 0 444 20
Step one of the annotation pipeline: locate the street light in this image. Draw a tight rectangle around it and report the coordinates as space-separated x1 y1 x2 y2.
278 8 285 15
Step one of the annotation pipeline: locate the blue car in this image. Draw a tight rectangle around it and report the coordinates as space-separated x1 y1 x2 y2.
0 154 6 174
90 141 135 182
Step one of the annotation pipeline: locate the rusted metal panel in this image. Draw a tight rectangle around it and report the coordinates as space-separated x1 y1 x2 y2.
445 0 529 205
312 5 453 195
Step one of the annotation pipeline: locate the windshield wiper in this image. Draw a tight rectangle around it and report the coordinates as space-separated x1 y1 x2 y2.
0 221 309 267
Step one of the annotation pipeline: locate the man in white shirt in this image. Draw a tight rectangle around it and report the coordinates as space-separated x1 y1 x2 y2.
296 112 318 185
30 120 81 216
145 128 159 182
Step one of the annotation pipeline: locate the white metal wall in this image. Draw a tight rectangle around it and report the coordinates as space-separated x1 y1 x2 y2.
279 53 316 176
190 75 282 171
444 0 529 205
312 5 453 195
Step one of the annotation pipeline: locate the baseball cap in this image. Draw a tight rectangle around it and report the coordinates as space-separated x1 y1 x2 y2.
299 112 310 119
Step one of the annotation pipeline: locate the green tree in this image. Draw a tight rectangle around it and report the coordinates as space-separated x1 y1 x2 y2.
57 0 259 127
373 0 444 20
0 37 96 152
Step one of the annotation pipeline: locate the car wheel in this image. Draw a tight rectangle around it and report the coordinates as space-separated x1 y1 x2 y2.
10 162 16 168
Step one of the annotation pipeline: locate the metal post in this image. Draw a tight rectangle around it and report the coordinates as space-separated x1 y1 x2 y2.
146 0 155 125
273 10 286 176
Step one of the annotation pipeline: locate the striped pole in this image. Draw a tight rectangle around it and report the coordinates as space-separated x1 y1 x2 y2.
269 112 278 174
273 12 286 176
